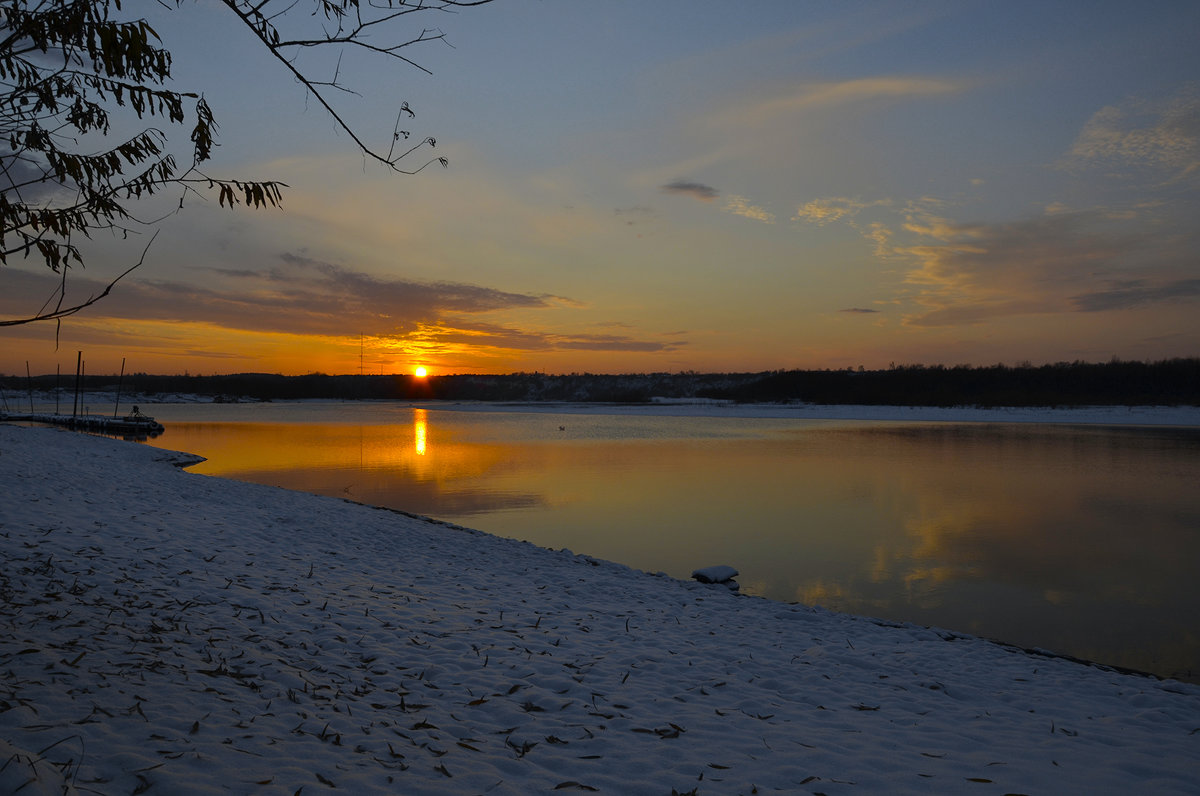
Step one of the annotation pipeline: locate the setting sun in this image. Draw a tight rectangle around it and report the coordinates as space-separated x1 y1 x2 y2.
414 366 428 378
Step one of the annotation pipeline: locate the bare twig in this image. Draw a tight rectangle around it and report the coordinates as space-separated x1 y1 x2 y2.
0 230 158 330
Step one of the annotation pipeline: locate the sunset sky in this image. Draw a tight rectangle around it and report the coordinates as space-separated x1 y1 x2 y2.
3 0 1198 377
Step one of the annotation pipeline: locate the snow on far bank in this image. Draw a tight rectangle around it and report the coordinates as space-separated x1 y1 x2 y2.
2 425 1199 794
8 388 1200 426
436 399 1200 426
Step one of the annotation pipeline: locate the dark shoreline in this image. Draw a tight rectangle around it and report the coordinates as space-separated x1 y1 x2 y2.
5 357 1199 406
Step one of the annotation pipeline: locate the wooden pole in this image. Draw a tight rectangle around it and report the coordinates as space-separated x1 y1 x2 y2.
25 361 33 413
72 351 81 419
113 357 126 418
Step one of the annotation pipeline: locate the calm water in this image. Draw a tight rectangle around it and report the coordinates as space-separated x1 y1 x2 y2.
138 401 1200 682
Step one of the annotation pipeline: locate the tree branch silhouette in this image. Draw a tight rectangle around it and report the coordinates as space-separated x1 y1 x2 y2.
1 0 492 326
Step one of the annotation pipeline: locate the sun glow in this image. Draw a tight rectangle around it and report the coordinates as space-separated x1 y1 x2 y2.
414 366 428 378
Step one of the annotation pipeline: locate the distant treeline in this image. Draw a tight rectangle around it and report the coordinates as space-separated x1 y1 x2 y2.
699 359 1200 406
3 359 1198 407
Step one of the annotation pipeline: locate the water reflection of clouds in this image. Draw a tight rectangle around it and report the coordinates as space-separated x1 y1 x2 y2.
783 425 1199 678
795 579 848 606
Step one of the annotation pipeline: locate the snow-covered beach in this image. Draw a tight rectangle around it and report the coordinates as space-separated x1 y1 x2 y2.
2 423 1198 794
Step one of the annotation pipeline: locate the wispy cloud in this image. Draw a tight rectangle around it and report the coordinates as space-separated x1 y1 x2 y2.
793 197 890 226
863 222 894 257
91 253 558 338
272 253 552 323
660 179 719 201
892 209 1198 326
658 76 969 186
724 194 775 223
784 184 1199 333
1065 89 1200 182
387 320 686 356
1070 278 1200 312
793 196 899 258
724 76 965 130
658 180 773 221
2 254 682 358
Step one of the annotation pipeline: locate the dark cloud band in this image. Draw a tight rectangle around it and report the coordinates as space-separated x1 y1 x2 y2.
661 179 719 201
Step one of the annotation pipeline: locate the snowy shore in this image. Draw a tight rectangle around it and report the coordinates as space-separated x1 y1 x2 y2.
2 424 1198 794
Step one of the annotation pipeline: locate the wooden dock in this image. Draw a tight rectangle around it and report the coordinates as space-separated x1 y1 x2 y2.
1 411 164 437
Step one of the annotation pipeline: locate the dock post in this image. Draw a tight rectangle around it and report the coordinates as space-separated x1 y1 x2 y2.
114 357 125 419
72 351 81 421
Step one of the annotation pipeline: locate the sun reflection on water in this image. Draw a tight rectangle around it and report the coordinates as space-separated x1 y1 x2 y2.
414 408 428 456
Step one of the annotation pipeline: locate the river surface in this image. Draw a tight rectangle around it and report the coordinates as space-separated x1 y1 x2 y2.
135 401 1200 683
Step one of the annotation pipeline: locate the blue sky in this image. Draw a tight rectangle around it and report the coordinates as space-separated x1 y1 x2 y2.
3 0 1198 376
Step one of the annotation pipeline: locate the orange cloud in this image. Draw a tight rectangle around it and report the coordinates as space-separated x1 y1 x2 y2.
724 194 775 223
1 253 686 374
793 196 891 226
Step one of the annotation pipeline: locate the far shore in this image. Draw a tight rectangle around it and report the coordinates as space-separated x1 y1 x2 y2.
8 389 1200 426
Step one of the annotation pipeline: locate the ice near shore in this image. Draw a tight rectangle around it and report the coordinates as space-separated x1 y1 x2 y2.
1 424 1198 794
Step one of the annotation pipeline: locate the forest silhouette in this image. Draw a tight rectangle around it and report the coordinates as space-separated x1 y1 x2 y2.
5 359 1197 407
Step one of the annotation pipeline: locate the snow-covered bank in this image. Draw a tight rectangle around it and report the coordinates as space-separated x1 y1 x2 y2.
2 425 1198 794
